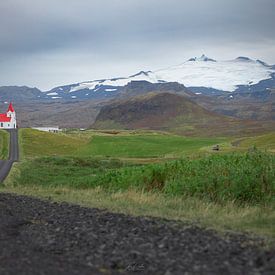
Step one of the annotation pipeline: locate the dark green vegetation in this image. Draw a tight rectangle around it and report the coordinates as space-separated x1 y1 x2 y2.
14 150 274 205
0 130 9 159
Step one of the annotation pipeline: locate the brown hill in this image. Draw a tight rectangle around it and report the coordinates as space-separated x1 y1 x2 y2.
93 92 274 137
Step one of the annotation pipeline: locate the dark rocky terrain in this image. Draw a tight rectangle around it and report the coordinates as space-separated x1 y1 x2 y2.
0 193 274 275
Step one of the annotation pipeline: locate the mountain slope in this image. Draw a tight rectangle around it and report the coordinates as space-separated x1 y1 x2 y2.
0 86 43 102
153 56 274 92
93 93 274 136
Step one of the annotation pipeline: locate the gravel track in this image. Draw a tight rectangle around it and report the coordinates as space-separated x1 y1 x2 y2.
0 129 19 182
0 193 274 275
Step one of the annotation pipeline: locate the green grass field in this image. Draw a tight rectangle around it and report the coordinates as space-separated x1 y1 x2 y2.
20 128 227 159
19 128 86 158
2 128 275 238
78 134 226 158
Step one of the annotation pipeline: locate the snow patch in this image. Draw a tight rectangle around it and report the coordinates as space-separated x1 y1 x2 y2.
47 92 58 96
69 82 100 93
105 88 117 92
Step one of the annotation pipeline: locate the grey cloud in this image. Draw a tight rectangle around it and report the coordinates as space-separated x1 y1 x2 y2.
0 0 274 89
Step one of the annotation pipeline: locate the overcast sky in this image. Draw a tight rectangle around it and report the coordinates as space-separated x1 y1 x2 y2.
0 0 274 90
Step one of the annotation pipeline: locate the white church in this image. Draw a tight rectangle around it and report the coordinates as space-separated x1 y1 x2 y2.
0 103 17 129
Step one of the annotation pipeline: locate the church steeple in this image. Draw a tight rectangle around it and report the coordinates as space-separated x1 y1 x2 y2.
7 103 14 113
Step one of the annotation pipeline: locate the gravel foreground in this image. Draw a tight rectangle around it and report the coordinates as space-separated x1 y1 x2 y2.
0 193 274 275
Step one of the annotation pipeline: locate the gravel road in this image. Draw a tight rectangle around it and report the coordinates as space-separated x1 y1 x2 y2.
0 193 274 274
0 129 19 182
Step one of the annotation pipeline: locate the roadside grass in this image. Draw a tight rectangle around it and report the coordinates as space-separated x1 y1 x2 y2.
13 151 275 205
0 130 9 159
1 184 275 239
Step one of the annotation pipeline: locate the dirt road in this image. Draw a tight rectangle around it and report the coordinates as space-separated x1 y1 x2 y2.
0 193 274 274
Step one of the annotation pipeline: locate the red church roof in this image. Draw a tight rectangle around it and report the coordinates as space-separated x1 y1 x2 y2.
7 103 14 112
0 114 11 122
0 103 14 123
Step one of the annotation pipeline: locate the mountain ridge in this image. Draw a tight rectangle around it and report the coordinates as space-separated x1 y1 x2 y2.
43 55 274 99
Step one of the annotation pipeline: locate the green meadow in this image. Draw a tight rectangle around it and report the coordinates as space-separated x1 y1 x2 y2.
20 128 227 159
2 128 275 238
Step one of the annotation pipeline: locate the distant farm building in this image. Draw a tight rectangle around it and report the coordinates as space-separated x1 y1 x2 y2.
32 127 60 133
0 103 17 129
212 144 220 151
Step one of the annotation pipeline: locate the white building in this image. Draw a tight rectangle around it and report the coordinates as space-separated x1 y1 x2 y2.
0 103 17 129
32 127 60 133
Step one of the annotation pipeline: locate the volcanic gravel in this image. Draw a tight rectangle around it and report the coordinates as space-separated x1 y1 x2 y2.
0 193 274 275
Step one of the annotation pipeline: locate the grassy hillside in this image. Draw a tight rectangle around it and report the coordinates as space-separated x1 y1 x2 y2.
0 130 9 159
93 92 231 136
19 128 87 158
236 133 275 152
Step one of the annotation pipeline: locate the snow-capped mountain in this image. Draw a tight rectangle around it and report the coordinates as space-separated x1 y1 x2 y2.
154 55 274 92
44 55 275 100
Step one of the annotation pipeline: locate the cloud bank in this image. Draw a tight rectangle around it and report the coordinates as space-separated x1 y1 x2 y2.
0 0 274 90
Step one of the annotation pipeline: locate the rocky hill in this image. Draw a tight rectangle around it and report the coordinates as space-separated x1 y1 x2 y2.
93 92 274 136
